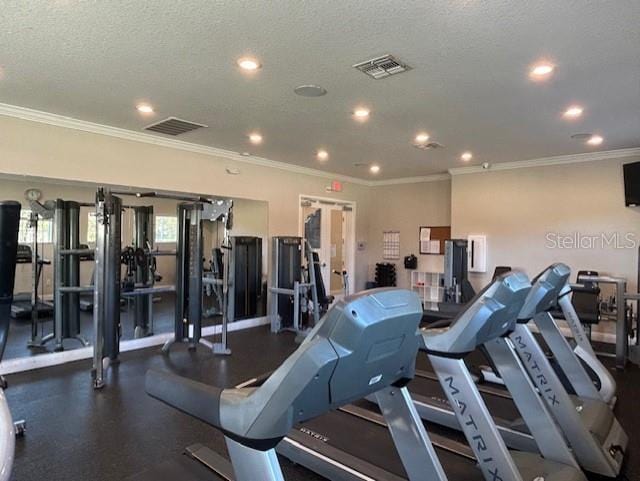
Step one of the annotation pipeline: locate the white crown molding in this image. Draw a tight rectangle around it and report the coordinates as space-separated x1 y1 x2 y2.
4 103 634 187
448 148 640 176
368 173 451 186
0 103 372 186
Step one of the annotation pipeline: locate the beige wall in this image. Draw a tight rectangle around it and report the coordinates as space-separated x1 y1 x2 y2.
366 180 452 289
2 177 187 295
0 115 371 290
451 156 640 292
4 113 636 300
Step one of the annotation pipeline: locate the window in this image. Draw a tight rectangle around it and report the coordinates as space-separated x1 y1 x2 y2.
18 209 53 244
86 212 96 243
155 215 178 243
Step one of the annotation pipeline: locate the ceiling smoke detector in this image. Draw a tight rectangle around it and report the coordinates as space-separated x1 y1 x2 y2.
353 54 411 80
413 141 444 151
144 117 207 136
294 85 327 97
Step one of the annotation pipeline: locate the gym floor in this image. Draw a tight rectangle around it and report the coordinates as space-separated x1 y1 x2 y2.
4 293 223 360
5 325 640 481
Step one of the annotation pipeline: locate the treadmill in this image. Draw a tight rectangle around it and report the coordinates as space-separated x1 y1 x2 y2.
406 264 626 478
136 278 586 481
10 244 53 319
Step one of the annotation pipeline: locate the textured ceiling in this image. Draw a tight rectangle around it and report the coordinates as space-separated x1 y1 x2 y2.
0 1 638 179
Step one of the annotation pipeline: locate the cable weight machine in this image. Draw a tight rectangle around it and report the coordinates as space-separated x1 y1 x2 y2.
92 188 234 389
162 199 234 355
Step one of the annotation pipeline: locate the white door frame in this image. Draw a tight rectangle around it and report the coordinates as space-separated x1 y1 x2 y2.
298 194 356 295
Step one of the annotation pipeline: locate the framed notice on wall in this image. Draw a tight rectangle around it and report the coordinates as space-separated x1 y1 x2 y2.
419 226 451 255
383 231 400 260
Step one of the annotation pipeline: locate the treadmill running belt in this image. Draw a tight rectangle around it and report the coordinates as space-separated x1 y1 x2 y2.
296 409 485 480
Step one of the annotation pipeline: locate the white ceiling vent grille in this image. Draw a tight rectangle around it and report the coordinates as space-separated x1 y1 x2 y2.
413 141 445 151
353 54 411 80
144 117 208 136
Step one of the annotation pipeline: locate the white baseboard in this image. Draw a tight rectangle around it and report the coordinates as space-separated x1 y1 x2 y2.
0 316 270 376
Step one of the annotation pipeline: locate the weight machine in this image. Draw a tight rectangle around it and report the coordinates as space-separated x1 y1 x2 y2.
163 199 233 355
26 199 94 351
92 188 234 388
269 236 321 334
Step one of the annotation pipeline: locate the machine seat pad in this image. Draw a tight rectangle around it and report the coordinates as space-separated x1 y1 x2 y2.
146 369 223 430
511 451 585 481
571 395 613 445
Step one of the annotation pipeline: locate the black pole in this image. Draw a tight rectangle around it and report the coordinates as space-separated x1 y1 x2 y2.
0 201 21 361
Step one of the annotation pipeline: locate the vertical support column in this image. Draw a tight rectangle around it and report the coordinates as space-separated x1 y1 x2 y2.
212 222 231 355
508 323 619 476
558 291 616 404
93 190 122 389
65 201 81 340
93 190 107 389
533 311 601 400
225 437 285 481
429 354 524 481
226 236 236 322
52 199 65 351
29 213 39 344
305 240 320 326
176 204 187 341
615 278 628 370
133 206 153 338
187 204 203 346
103 194 122 362
483 337 579 468
0 201 21 361
270 237 280 333
374 386 448 481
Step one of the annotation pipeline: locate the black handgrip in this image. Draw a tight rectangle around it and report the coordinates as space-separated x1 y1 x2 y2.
145 369 224 429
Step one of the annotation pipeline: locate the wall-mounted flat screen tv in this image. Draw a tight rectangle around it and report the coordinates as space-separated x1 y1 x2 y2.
623 161 640 206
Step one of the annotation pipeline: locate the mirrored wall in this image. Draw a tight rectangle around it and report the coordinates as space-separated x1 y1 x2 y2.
1 175 269 361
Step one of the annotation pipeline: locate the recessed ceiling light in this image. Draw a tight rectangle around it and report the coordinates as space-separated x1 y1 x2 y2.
294 85 327 97
369 164 380 174
237 57 261 71
353 108 370 120
414 133 430 144
461 152 473 162
136 103 154 114
317 150 329 161
563 105 584 119
248 133 263 144
529 62 554 79
586 134 603 146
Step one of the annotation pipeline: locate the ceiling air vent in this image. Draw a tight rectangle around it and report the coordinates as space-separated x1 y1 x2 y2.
413 141 444 151
353 54 411 80
144 117 208 136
